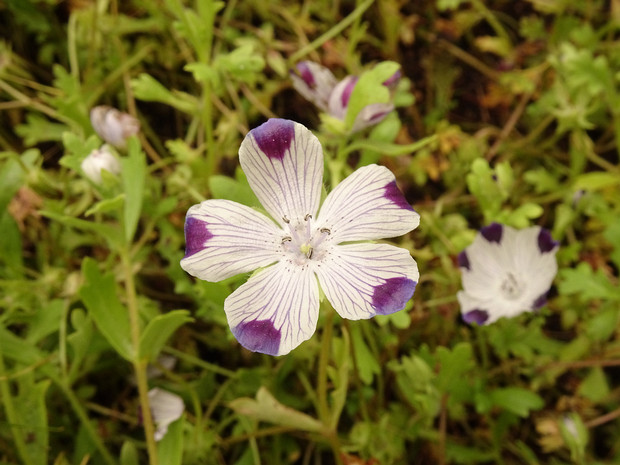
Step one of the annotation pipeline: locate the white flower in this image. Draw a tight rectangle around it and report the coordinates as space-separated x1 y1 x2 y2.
181 119 420 356
80 145 121 184
148 388 184 441
90 105 140 149
290 62 400 133
457 223 559 325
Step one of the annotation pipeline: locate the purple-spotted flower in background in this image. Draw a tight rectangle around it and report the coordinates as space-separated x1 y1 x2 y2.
90 105 140 149
290 61 400 133
181 119 419 356
457 223 559 325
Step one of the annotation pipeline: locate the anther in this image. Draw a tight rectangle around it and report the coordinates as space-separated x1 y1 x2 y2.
304 214 312 221
320 227 331 234
281 236 292 243
282 216 290 224
306 247 313 259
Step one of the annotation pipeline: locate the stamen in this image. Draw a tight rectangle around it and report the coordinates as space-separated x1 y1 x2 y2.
282 215 290 224
306 247 313 259
304 214 312 221
281 236 292 243
320 227 331 234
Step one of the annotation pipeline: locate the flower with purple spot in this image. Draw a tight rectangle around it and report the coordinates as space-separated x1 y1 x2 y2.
181 118 419 356
290 61 400 133
457 222 559 325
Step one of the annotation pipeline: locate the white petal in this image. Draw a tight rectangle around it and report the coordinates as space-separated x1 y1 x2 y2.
327 76 358 120
290 62 337 112
180 199 283 282
350 102 394 133
81 145 121 184
239 119 324 228
317 164 420 242
315 243 418 320
225 261 319 356
148 388 184 441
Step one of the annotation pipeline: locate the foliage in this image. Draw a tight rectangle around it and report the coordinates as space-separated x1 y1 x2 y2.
1 1 619 464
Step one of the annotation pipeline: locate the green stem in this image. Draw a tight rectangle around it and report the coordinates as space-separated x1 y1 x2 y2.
289 0 375 63
317 308 334 425
0 351 33 465
121 248 159 465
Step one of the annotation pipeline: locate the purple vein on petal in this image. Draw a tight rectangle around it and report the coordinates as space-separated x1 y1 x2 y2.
184 217 213 258
384 180 414 211
251 119 295 161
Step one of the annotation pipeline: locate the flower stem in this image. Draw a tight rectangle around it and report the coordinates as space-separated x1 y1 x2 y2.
317 308 334 425
121 248 159 465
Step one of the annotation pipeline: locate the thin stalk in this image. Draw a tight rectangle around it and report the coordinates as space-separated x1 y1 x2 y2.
121 248 159 465
290 0 375 63
0 351 33 465
317 309 334 425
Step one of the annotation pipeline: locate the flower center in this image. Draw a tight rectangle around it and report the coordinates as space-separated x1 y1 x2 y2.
499 272 524 300
280 214 331 264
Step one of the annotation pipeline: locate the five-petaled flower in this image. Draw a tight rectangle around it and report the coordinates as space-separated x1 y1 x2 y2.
457 223 559 325
181 119 419 356
290 61 400 133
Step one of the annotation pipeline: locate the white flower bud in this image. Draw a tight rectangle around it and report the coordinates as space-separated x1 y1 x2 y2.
148 388 185 441
81 145 121 184
90 105 140 149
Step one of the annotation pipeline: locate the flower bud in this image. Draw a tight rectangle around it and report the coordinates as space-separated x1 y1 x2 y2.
81 145 121 184
90 105 140 149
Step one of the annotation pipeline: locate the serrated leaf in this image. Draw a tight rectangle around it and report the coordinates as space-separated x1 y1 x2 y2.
139 310 193 362
345 61 400 130
79 258 132 361
559 263 620 301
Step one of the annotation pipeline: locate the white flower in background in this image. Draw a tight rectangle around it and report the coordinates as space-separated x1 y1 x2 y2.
80 145 121 184
90 105 140 149
290 61 400 133
181 119 419 356
148 388 184 441
457 223 559 325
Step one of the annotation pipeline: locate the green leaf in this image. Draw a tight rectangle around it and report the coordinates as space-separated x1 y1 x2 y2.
120 441 139 465
78 258 132 361
344 61 400 130
559 263 620 301
214 44 265 83
131 74 196 113
40 210 122 249
490 387 544 417
85 194 125 216
436 342 475 393
578 367 609 402
121 138 146 243
350 325 378 384
0 213 23 278
209 174 259 207
229 387 325 433
0 327 45 366
573 172 620 191
13 376 50 465
157 414 184 465
139 310 193 362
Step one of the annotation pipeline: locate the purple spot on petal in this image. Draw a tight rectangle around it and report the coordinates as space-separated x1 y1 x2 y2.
296 62 315 87
382 69 401 89
251 119 295 161
537 228 558 254
340 76 358 108
384 181 414 211
458 251 470 270
463 309 489 325
532 292 548 310
480 223 503 243
372 277 416 315
184 217 213 258
231 320 281 356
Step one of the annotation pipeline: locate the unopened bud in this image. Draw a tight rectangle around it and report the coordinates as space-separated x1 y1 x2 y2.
81 145 121 184
90 105 140 149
